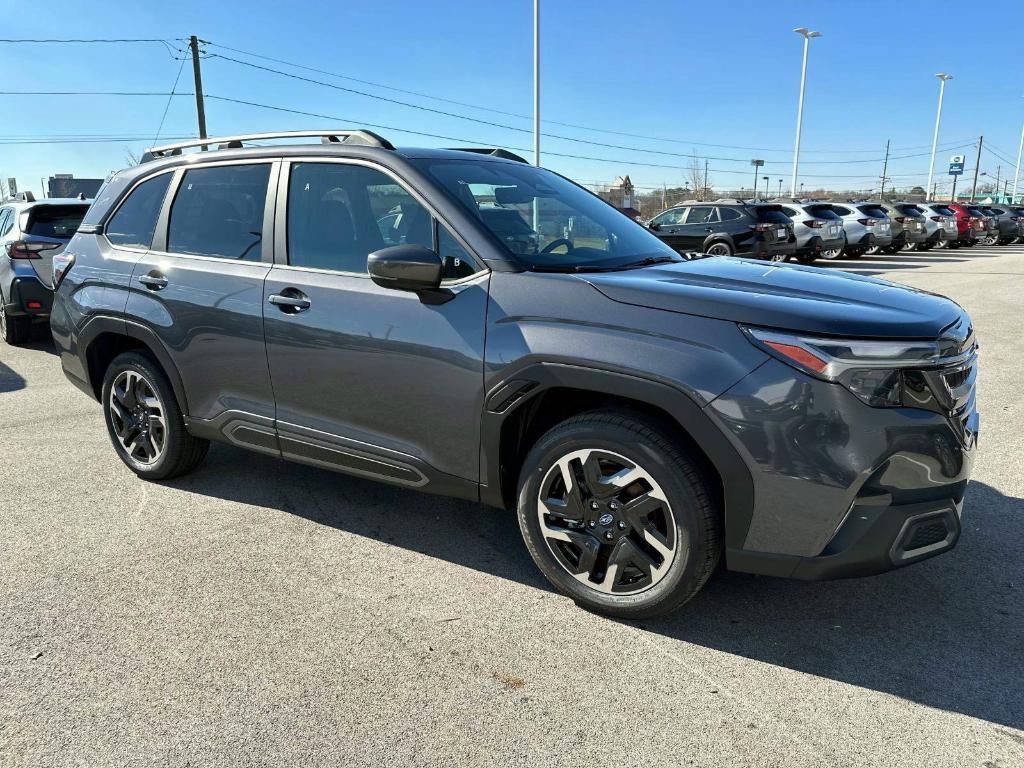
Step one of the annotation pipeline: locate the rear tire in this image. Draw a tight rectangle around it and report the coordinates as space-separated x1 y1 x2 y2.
101 352 209 481
705 241 732 257
516 411 722 619
0 303 30 346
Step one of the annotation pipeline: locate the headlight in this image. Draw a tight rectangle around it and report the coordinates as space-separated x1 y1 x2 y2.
742 326 945 408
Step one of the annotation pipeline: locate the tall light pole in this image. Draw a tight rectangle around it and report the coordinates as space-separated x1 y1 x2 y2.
1013 117 1024 203
533 0 540 167
926 73 953 200
790 27 821 197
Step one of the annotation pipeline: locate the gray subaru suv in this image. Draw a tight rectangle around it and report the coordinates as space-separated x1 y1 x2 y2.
51 131 979 618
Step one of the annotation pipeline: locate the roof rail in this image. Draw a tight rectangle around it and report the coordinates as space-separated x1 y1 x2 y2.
140 130 395 162
12 191 35 203
443 147 529 163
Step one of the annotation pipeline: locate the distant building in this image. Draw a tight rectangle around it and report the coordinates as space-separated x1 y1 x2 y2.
600 175 642 220
47 175 103 199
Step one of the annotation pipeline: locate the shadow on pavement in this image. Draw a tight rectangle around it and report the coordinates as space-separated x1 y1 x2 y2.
640 480 1023 731
171 443 1022 729
0 357 27 393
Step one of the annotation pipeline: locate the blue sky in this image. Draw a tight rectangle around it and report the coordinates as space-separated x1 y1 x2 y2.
2 0 1022 198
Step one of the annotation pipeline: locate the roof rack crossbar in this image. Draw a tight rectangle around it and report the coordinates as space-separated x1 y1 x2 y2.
442 147 529 163
141 130 395 162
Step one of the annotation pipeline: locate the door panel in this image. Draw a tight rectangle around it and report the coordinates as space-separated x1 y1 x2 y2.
678 205 719 250
263 268 488 481
127 254 274 420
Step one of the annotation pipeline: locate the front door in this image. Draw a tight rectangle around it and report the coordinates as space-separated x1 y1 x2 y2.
126 161 278 432
262 159 488 487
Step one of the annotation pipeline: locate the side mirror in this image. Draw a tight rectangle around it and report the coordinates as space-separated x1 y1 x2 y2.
648 222 660 231
367 244 453 304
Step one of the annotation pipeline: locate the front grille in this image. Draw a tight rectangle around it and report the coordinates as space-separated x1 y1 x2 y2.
905 520 949 550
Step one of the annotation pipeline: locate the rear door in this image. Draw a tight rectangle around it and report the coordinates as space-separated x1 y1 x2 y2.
677 205 718 250
126 161 279 431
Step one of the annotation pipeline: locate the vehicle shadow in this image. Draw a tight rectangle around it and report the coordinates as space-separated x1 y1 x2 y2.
0 358 27 393
169 445 1022 729
638 480 1024 731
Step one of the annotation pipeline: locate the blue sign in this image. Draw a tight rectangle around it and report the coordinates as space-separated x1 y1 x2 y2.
949 154 965 176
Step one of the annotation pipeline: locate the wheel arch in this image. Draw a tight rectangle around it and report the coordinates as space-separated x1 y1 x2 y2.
79 316 189 413
480 362 755 551
702 235 734 254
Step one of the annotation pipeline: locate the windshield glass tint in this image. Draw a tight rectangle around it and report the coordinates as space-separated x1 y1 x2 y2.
420 160 677 269
26 205 89 239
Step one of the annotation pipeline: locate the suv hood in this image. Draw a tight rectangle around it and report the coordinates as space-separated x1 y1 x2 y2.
583 257 962 338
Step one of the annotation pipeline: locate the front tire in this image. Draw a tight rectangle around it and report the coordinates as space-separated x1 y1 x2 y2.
101 352 209 480
516 411 722 619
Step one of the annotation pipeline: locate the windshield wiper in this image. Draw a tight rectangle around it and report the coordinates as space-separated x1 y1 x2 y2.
528 255 682 274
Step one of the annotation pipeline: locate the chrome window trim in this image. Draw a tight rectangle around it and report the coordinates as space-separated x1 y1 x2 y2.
274 156 489 283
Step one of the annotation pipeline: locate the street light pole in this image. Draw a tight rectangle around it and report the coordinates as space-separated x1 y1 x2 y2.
790 27 821 197
926 73 953 200
533 0 540 167
1013 120 1024 204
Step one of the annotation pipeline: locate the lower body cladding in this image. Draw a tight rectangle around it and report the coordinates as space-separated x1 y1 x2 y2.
894 228 928 249
3 275 53 316
926 228 950 246
852 231 893 251
798 233 844 257
708 358 976 580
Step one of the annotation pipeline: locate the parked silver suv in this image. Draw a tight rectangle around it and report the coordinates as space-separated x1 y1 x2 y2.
829 201 894 258
777 200 845 263
0 192 90 344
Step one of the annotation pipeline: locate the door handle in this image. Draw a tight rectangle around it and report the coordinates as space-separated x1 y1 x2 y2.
139 272 168 291
268 292 311 313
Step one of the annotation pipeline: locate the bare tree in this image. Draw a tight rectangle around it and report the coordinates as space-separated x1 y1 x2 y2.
687 154 712 201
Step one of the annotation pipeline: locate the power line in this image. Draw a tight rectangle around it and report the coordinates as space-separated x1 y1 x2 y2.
0 90 192 96
153 56 189 144
202 40 973 157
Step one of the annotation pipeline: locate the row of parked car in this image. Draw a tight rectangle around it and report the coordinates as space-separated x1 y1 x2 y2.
645 197 1024 263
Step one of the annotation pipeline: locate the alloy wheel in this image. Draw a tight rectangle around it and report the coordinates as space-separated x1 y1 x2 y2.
536 449 678 595
821 247 843 259
706 243 731 256
108 370 167 465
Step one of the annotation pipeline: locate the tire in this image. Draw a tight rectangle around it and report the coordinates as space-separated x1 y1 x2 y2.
918 241 933 251
846 248 864 260
101 351 209 480
881 244 901 255
516 410 722 619
864 245 881 255
0 302 30 345
947 240 960 249
821 236 846 260
795 250 818 264
705 241 732 257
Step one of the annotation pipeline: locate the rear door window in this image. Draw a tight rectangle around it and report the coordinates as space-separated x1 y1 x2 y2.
168 164 271 260
105 173 173 249
25 204 89 239
684 206 717 224
831 205 853 216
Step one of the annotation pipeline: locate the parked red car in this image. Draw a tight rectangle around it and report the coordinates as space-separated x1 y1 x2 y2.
944 203 988 247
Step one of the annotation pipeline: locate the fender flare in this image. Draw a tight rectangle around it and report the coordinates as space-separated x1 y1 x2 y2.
701 235 734 254
479 361 755 550
78 314 190 414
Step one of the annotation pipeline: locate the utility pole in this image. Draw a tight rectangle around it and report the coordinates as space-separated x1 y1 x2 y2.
777 178 783 198
661 182 666 210
703 159 709 199
950 172 958 203
189 35 208 148
1013 121 1024 204
532 0 540 167
879 139 890 201
970 135 983 202
995 165 1001 200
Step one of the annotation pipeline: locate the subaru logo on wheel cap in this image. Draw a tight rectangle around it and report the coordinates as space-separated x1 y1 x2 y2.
598 513 614 526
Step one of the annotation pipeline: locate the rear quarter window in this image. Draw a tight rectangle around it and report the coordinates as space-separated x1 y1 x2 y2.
106 173 173 249
858 205 889 219
807 205 841 220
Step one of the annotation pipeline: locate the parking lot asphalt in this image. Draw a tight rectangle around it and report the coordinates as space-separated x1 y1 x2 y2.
1 244 1022 768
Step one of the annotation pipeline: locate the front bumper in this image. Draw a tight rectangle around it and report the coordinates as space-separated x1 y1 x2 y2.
710 358 976 580
3 275 53 317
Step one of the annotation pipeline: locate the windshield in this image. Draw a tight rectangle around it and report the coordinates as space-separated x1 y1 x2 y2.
418 160 678 270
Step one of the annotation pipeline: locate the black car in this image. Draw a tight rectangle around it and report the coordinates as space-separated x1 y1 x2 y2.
979 205 1021 245
647 199 795 261
50 130 978 619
